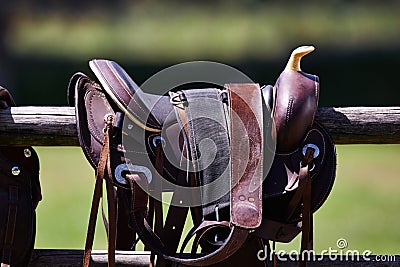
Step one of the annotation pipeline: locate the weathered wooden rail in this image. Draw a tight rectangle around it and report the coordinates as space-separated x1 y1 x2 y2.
1 106 397 266
0 106 399 146
29 250 400 267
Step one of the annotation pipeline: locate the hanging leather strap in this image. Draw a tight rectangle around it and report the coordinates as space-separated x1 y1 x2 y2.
83 116 117 267
284 148 314 267
299 149 313 267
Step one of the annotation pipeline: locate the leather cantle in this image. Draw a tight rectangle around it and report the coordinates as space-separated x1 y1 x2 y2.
87 60 184 184
67 65 182 184
89 59 173 132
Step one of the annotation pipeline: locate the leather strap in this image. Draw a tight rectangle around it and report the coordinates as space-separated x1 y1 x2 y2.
284 148 314 267
299 149 314 267
106 175 117 266
149 141 190 267
116 188 137 250
227 83 263 229
83 116 117 267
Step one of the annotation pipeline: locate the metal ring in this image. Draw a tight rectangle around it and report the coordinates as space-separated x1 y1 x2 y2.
24 148 32 158
302 143 320 158
152 136 166 148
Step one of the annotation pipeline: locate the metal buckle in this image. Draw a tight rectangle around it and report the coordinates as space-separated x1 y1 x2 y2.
114 163 152 185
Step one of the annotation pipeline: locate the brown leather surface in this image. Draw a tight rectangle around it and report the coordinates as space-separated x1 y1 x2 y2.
89 59 172 132
227 83 264 229
273 70 319 152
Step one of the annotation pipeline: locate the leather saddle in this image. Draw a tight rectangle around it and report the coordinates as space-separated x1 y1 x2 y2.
0 87 42 266
68 46 336 266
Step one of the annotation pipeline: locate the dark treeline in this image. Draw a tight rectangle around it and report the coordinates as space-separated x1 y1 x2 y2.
9 47 400 107
1 2 399 106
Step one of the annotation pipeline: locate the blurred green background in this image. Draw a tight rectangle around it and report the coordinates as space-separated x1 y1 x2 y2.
0 0 399 256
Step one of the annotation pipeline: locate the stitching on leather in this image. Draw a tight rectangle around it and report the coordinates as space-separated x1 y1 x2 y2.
82 85 148 171
314 75 319 98
285 97 294 127
87 90 106 143
79 86 102 167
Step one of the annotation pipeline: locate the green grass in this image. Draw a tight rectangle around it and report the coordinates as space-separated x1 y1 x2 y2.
7 3 400 62
34 145 400 255
34 147 103 249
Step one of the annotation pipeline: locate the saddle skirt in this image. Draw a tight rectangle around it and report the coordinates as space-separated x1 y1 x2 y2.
68 45 336 266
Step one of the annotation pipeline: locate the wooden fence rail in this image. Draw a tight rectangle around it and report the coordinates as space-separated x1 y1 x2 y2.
0 106 400 146
28 250 400 267
1 105 397 266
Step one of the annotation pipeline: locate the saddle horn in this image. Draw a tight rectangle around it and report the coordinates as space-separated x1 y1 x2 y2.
285 45 315 71
273 45 320 152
